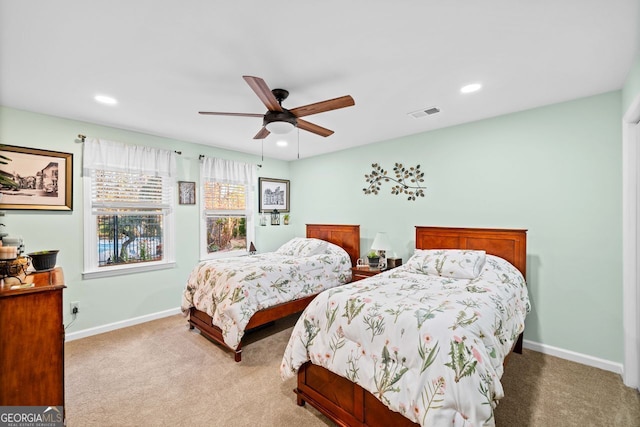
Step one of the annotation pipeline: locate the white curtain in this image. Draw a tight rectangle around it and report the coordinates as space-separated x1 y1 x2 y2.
83 138 176 177
200 156 256 185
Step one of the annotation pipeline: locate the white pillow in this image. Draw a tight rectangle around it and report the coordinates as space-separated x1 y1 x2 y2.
275 237 328 257
405 249 486 279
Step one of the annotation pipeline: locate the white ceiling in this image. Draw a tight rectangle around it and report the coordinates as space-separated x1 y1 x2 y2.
1 1 638 161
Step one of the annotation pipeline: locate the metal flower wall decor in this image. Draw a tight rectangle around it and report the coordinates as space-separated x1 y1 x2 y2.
363 163 426 201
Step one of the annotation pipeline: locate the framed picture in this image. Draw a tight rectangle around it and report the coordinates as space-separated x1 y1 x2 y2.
270 210 280 226
0 144 73 211
178 181 196 205
259 177 289 213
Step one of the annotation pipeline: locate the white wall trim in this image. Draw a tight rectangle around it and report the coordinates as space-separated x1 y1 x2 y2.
64 307 629 379
65 307 182 342
523 339 623 375
622 93 640 389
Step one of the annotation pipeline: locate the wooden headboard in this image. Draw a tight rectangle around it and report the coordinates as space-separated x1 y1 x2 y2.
415 226 527 276
307 224 360 266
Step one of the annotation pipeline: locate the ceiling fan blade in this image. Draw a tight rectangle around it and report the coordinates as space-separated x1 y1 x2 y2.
243 76 283 112
296 119 334 137
199 111 263 117
289 95 355 118
253 127 271 139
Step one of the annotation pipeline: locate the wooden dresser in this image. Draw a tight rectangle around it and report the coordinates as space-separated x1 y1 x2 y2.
0 267 65 407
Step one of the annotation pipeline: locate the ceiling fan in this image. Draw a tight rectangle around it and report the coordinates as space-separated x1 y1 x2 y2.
199 76 355 139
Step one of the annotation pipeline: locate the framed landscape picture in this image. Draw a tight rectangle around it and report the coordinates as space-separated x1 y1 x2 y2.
258 177 289 213
0 145 73 211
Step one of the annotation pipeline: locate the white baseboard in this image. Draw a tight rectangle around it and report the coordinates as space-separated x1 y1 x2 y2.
65 307 182 342
65 311 625 378
523 339 623 375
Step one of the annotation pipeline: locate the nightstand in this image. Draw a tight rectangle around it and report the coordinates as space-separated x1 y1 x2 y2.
351 267 385 282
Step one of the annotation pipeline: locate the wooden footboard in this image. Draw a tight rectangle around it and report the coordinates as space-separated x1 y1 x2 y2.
295 362 418 427
189 293 316 362
297 336 523 427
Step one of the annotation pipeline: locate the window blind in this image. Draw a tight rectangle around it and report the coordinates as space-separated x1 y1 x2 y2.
91 170 171 213
204 181 246 211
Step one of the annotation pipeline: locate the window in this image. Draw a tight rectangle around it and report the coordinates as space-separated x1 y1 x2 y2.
200 157 256 259
83 139 176 278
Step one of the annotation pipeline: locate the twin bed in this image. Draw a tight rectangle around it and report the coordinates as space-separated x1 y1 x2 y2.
285 226 529 426
182 225 529 426
182 224 360 362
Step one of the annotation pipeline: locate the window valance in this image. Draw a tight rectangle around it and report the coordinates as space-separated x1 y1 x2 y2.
83 138 176 178
200 156 256 186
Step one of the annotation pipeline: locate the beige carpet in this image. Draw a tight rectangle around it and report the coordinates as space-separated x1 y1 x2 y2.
65 314 640 426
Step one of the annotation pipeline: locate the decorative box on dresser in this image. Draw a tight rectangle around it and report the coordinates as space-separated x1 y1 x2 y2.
0 267 65 409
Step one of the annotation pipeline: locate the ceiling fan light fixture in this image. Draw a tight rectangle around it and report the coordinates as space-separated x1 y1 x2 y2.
266 120 295 134
264 110 297 134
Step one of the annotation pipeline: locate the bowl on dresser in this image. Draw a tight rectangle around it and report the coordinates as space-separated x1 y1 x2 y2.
27 250 59 271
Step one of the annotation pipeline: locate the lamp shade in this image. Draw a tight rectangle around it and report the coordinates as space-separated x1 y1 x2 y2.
371 232 392 251
265 121 295 134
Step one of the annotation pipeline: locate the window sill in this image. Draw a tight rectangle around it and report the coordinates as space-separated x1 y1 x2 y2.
82 261 176 280
200 250 249 261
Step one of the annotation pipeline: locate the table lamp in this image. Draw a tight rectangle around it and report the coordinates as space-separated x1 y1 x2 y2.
371 232 392 266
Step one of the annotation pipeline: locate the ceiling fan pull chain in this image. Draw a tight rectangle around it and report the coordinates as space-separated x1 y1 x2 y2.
297 128 300 160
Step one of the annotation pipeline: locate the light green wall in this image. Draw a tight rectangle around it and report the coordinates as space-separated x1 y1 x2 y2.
622 5 640 112
0 106 293 333
623 52 640 112
290 91 623 363
0 89 626 363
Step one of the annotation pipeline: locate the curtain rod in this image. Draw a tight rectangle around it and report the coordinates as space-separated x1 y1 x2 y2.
77 134 182 155
199 154 262 168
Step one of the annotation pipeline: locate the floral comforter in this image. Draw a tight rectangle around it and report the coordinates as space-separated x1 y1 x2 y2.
181 240 352 350
281 251 530 426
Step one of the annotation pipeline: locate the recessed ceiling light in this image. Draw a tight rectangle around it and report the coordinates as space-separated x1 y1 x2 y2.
94 95 118 105
276 140 288 147
460 83 482 94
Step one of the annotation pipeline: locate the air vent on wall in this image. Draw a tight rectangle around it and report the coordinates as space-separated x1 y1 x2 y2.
408 107 440 119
